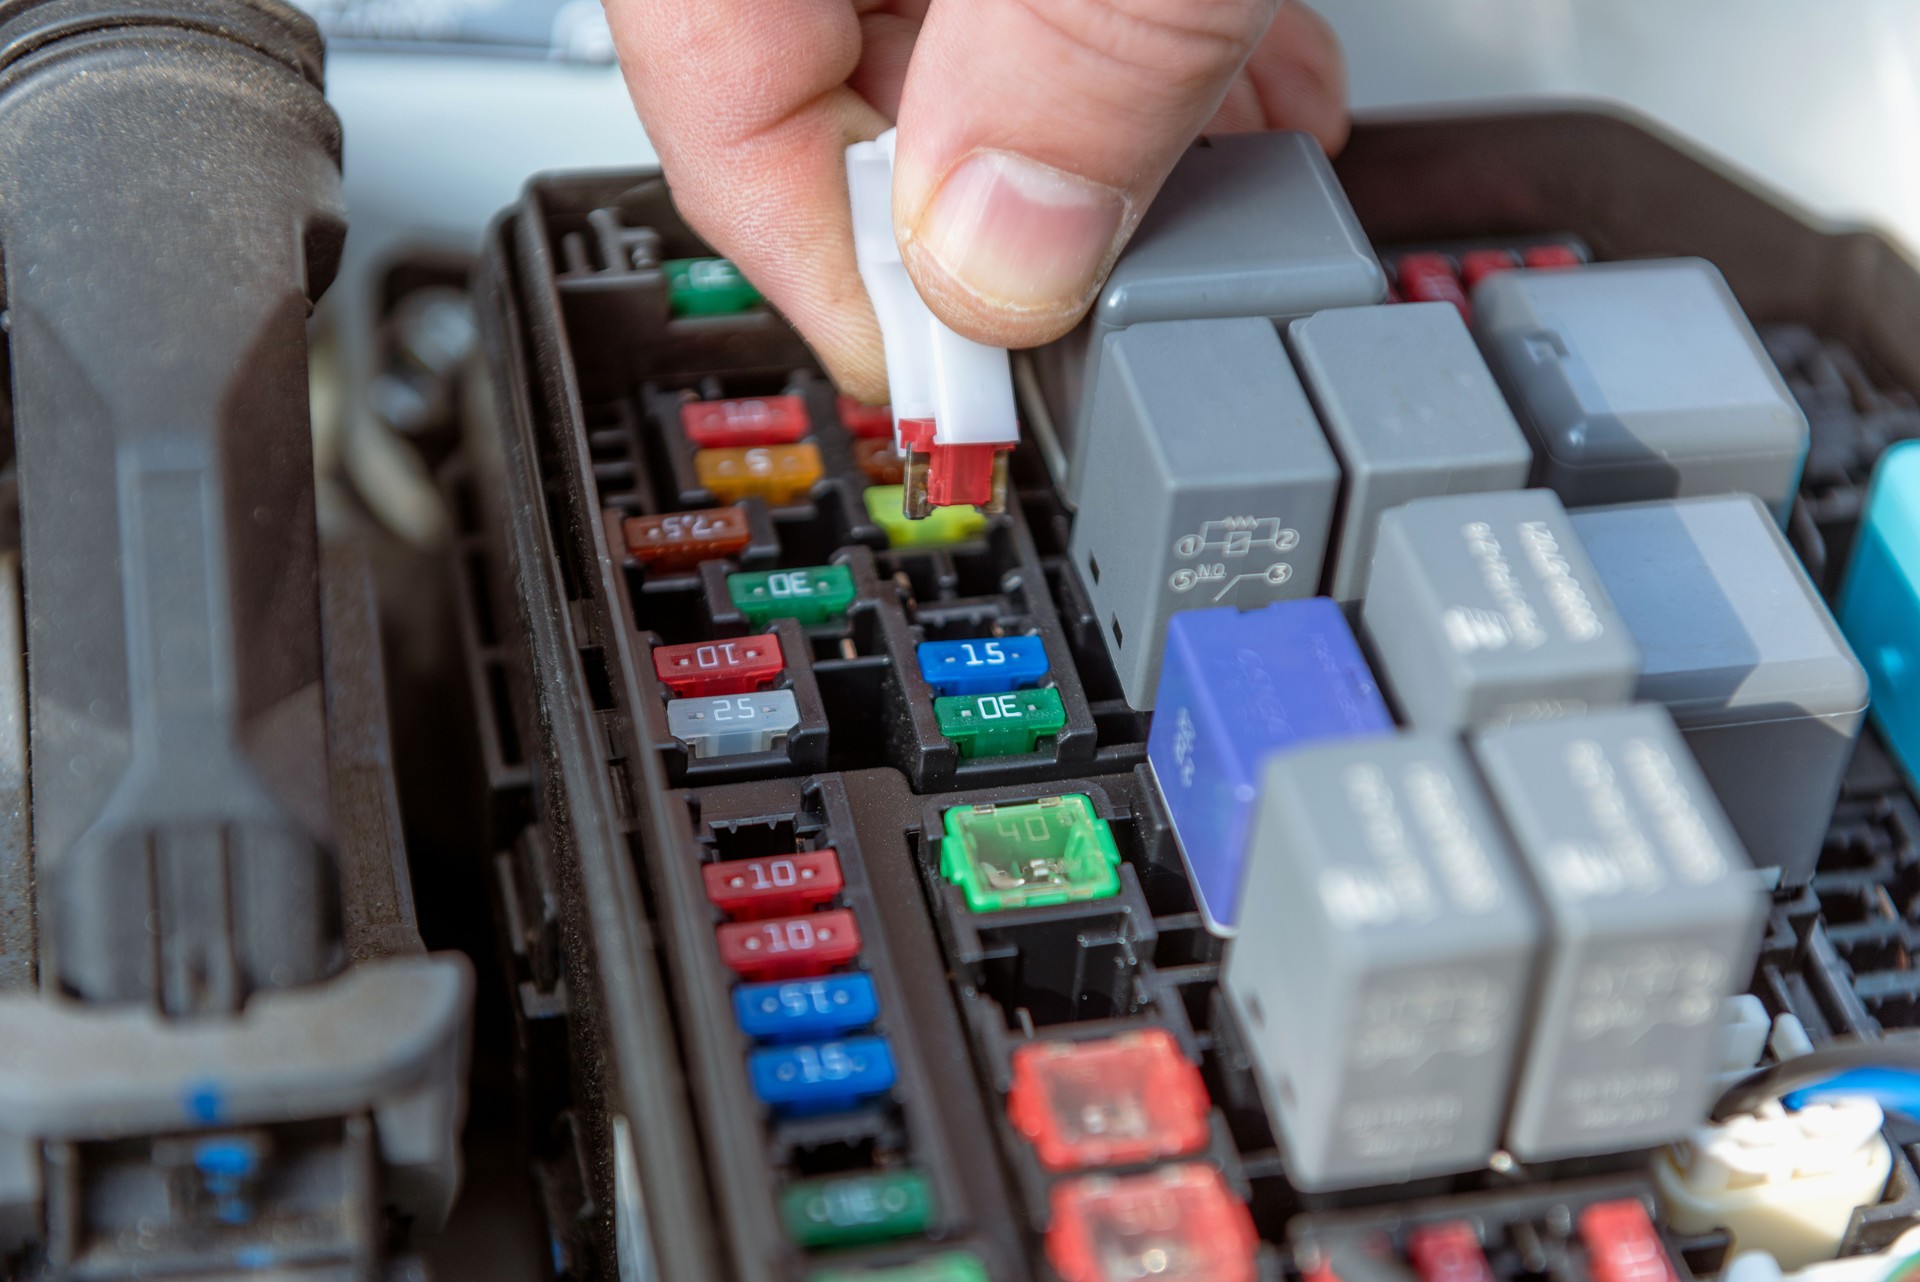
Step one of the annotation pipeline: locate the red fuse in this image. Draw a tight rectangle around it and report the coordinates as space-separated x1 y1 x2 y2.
1407 1222 1494 1282
652 634 783 698
717 908 861 980
1459 249 1520 290
702 849 843 919
853 437 905 485
1006 1028 1211 1170
1047 1164 1257 1282
1397 253 1470 321
1522 243 1583 270
680 395 810 448
837 394 895 440
622 506 752 574
1579 1201 1679 1282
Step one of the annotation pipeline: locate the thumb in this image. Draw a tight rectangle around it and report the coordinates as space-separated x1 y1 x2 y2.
890 0 1282 349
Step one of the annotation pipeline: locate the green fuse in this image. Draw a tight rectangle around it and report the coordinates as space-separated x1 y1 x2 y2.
941 794 1121 912
781 1170 934 1248
863 485 987 548
664 256 762 316
936 688 1066 759
810 1252 990 1282
728 565 856 627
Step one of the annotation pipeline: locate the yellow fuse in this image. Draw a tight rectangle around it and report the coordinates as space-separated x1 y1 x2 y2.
695 443 824 506
864 485 987 547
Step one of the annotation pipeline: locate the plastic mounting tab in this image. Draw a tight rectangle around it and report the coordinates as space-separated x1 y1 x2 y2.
846 128 1017 518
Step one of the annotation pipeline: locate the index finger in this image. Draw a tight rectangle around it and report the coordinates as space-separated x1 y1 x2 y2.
605 0 893 399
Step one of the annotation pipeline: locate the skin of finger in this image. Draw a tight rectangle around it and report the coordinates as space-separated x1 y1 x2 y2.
1240 0 1350 151
849 10 922 118
607 0 893 398
889 0 1284 348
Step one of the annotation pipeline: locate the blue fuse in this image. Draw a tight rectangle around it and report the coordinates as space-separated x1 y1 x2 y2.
1841 441 1920 788
732 974 880 1042
749 1037 897 1113
917 635 1049 697
1147 598 1394 934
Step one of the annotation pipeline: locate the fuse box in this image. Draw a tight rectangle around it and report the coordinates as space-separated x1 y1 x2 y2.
460 108 1920 1282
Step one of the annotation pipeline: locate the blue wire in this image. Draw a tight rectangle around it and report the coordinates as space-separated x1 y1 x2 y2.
1781 1067 1920 1115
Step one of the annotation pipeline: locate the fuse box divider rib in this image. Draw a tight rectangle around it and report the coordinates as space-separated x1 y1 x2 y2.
474 207 726 1282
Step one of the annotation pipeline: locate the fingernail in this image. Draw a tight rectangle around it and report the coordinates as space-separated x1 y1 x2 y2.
908 150 1128 313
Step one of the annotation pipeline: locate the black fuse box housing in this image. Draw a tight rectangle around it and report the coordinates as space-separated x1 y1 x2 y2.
463 108 1920 1282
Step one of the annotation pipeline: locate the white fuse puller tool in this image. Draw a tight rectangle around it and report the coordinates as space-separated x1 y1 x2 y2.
847 129 1019 519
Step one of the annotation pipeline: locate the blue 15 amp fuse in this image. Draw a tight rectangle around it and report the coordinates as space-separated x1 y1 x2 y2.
1147 598 1394 934
750 1037 897 1112
917 636 1048 697
733 974 880 1041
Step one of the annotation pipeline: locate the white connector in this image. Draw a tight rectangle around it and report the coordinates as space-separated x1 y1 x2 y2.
846 129 1018 517
1722 1226 1920 1282
1655 1093 1892 1270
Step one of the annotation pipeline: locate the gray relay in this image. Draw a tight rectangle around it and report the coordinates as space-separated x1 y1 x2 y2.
1223 733 1541 1190
1070 317 1340 708
1571 495 1869 886
1471 705 1767 1161
1360 490 1640 729
1056 130 1385 496
1288 302 1534 602
1473 258 1809 521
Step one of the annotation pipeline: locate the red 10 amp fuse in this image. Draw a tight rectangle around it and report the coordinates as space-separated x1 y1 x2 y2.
1005 1028 1211 1170
1406 1222 1494 1282
716 908 861 980
702 849 843 919
1579 1201 1680 1282
836 394 895 440
652 634 783 698
1046 1164 1258 1282
680 394 810 448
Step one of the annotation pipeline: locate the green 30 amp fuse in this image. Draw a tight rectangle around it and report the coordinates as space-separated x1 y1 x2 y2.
727 565 856 627
781 1170 934 1248
663 256 763 316
810 1252 990 1282
936 688 1066 759
941 794 1121 912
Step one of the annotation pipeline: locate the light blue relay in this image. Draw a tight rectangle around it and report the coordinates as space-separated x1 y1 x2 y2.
1841 441 1920 787
916 636 1049 697
1147 598 1394 933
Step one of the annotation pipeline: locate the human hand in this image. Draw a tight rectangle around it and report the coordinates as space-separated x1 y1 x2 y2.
608 0 1348 402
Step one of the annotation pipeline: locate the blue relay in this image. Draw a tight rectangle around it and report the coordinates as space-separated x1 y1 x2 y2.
916 636 1049 697
1842 441 1920 787
749 1037 898 1113
732 974 880 1042
1147 599 1394 933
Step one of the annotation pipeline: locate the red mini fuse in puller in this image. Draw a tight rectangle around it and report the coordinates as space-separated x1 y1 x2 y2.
652 635 783 698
